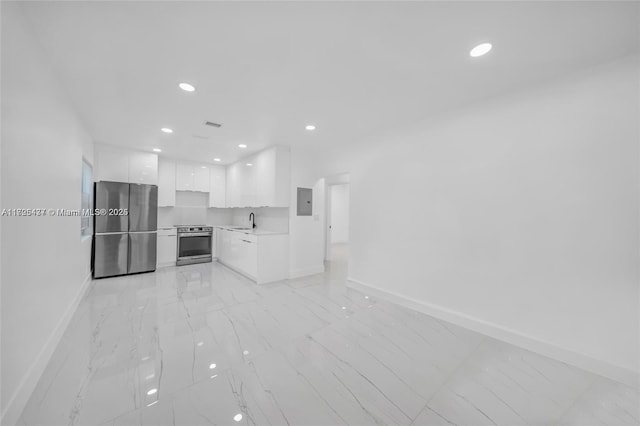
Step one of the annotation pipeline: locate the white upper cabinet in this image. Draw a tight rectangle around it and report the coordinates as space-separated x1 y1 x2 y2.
225 146 290 208
158 158 176 206
194 166 210 192
271 146 290 207
241 160 257 207
96 148 129 182
129 152 158 185
255 148 275 207
225 163 241 207
209 165 226 208
176 163 210 192
96 146 158 184
176 163 194 191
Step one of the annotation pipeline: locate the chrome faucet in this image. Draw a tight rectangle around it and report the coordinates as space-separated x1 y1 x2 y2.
249 212 256 229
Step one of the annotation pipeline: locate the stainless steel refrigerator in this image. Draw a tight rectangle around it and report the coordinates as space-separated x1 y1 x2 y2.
93 181 158 278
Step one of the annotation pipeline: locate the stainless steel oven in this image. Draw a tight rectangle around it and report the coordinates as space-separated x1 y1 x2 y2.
177 226 213 266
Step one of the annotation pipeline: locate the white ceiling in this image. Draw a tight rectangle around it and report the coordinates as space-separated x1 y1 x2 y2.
15 1 639 165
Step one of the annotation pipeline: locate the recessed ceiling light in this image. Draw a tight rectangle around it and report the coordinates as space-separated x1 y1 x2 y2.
305 124 316 131
234 414 243 422
470 43 492 57
246 163 253 167
214 158 221 162
201 166 207 169
238 144 247 148
153 148 162 152
179 82 195 92
161 127 173 134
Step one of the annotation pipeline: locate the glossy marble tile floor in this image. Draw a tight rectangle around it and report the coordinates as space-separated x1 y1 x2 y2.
19 245 639 426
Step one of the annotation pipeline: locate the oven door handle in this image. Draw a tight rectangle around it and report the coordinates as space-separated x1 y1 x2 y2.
179 232 212 237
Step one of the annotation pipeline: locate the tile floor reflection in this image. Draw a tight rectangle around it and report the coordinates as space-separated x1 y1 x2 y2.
18 247 639 425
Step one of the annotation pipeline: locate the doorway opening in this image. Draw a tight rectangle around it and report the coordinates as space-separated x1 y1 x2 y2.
324 173 350 278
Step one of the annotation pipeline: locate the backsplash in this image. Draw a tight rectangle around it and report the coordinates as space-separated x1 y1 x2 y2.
157 193 286 232
231 207 289 233
207 208 233 226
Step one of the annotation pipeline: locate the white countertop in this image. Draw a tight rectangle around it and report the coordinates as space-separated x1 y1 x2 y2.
212 225 288 236
158 225 287 236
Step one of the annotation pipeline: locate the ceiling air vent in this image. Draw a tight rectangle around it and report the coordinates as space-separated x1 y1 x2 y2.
204 121 222 128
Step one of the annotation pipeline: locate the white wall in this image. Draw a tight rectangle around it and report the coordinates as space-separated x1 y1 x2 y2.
327 56 639 383
330 184 349 244
1 3 95 423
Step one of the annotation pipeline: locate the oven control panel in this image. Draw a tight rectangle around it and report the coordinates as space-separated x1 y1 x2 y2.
177 226 213 233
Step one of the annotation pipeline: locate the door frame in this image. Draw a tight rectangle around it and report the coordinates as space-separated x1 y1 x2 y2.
323 173 350 261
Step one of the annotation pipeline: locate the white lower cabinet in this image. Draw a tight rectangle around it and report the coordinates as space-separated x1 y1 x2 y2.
236 234 258 278
211 228 218 258
217 228 288 284
157 229 177 267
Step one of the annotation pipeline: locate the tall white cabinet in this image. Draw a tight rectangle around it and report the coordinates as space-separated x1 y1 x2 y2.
225 163 241 208
158 158 176 206
225 146 290 208
209 166 226 208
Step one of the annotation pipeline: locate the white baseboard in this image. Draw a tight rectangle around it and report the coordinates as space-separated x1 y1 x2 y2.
217 259 288 285
347 277 639 388
1 272 93 426
289 265 325 279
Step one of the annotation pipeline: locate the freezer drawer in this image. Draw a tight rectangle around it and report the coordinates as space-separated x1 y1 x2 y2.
95 181 129 233
128 232 157 273
129 184 158 232
94 233 128 278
